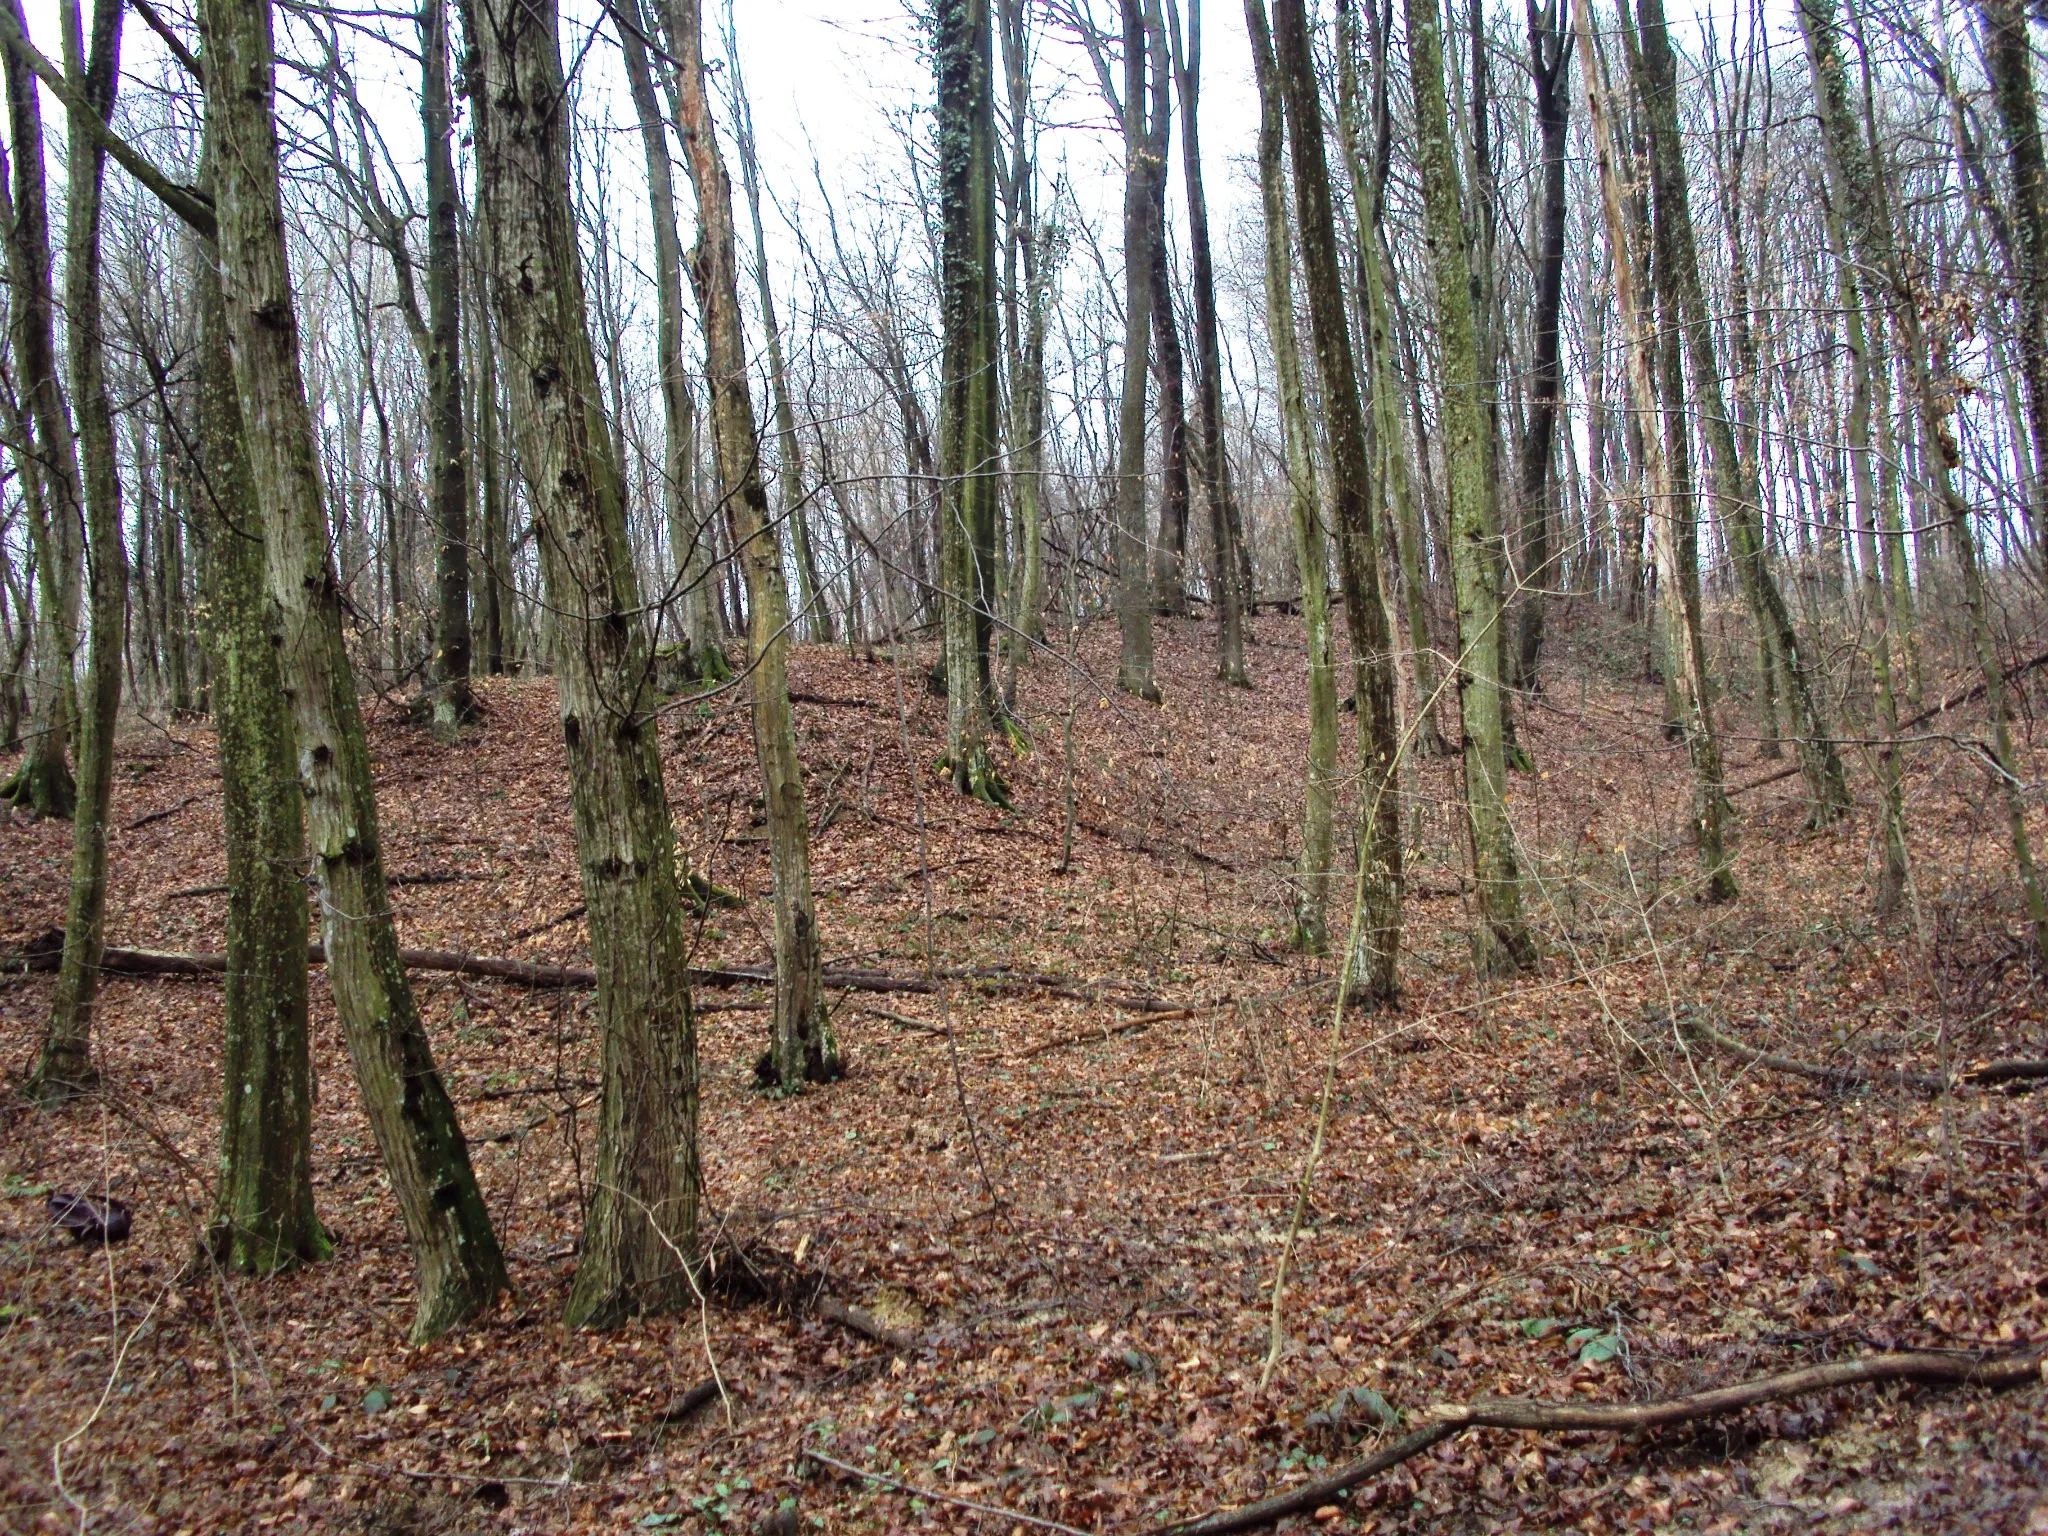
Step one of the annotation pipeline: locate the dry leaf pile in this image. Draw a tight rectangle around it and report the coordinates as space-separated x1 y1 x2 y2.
2 609 2044 1534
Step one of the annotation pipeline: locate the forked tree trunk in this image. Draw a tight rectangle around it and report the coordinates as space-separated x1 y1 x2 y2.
1246 0 1338 954
203 0 506 1341
1579 0 1734 902
1341 0 1447 758
935 0 1008 802
1268 0 1404 1002
1404 0 1533 975
0 4 79 820
30 0 126 1101
667 0 838 1090
467 0 709 1324
194 141 322 1271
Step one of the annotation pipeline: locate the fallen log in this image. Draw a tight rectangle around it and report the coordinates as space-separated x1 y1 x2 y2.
815 1295 924 1355
1679 1014 2048 1094
1167 1349 2046 1535
9 939 1177 1010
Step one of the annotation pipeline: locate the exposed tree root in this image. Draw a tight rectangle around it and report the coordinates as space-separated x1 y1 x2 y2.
1166 1349 2047 1535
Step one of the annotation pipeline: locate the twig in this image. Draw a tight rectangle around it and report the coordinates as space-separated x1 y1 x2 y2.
124 795 196 831
855 1004 951 1037
1679 1014 2048 1094
1018 1007 1196 1058
1164 1349 2047 1535
804 1449 1094 1536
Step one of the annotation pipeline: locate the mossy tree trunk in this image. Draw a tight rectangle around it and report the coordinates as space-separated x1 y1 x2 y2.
1404 0 1533 974
194 146 322 1271
1246 0 1337 954
997 0 1048 664
466 0 707 1323
1976 0 2048 562
936 0 1008 802
0 3 80 821
1632 0 1847 825
667 0 838 1090
1799 0 2048 962
29 0 125 1102
203 0 506 1341
1267 0 1404 1002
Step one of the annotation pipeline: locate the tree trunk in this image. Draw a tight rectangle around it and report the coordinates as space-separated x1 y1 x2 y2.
422 0 472 741
1511 0 1568 691
1403 0 1533 974
30 0 126 1101
1580 0 1734 902
1246 0 1338 954
203 0 506 1341
1799 0 2048 962
666 0 838 1091
0 1 79 820
193 138 322 1271
935 0 1008 802
1170 0 1247 685
997 0 1047 662
1268 0 1403 1002
1115 0 1162 702
616 0 726 685
1977 0 2048 563
1632 0 1848 824
728 36 830 642
467 0 712 1324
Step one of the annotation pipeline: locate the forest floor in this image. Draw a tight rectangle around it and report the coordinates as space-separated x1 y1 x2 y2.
2 608 2046 1535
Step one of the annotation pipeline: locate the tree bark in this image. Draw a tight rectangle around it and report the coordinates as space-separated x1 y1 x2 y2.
666 0 838 1090
203 0 506 1341
1511 0 1568 691
1170 0 1247 685
728 34 830 642
192 135 322 1271
422 0 472 740
1799 0 2048 961
1977 0 2048 562
1581 0 1734 902
30 0 126 1101
616 0 726 685
935 0 1008 803
1115 0 1162 702
0 0 80 820
1268 0 1403 1002
1404 0 1533 974
1246 0 1338 954
1632 0 1848 824
467 0 709 1323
